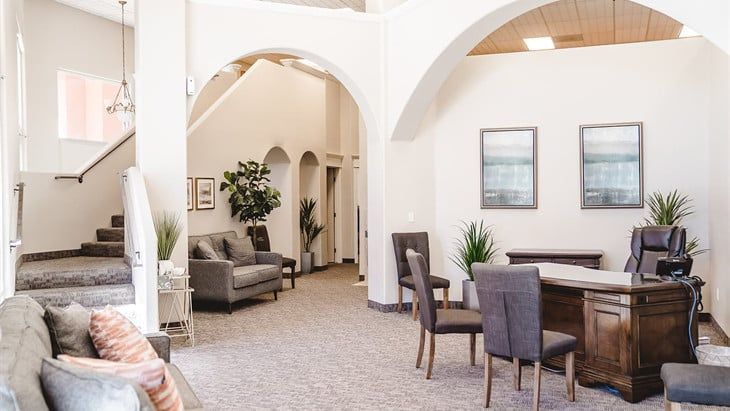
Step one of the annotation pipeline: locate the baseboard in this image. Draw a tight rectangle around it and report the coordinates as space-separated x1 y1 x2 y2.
22 249 82 263
367 300 459 312
314 265 328 272
342 258 356 264
702 313 730 345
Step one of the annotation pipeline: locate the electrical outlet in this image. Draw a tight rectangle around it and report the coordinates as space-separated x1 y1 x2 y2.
407 211 415 223
717 288 721 302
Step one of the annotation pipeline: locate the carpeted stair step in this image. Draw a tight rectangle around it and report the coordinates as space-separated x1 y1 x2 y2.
111 214 125 228
81 242 125 257
15 256 131 291
16 283 135 308
97 227 124 242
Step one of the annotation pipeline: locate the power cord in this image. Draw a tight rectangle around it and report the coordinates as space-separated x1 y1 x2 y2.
673 275 703 357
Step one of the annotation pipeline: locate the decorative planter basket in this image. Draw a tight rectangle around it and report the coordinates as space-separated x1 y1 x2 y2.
696 344 730 367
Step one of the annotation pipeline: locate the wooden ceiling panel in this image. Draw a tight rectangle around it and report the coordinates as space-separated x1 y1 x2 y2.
645 10 683 41
510 8 551 38
614 0 650 43
488 23 527 53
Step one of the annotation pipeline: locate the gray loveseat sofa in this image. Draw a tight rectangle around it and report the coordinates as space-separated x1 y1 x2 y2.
188 231 283 313
0 296 202 410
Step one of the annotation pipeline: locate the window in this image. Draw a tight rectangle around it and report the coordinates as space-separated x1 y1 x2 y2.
57 70 126 142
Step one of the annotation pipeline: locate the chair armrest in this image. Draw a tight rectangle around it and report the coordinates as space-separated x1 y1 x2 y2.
145 332 171 362
255 251 282 269
189 259 234 301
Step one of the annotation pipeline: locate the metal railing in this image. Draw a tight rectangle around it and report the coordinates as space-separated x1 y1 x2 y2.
55 128 135 183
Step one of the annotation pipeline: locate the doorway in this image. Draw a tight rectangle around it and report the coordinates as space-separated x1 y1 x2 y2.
326 166 340 264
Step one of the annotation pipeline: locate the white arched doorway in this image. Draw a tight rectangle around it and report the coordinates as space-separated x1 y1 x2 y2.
299 151 324 267
263 146 294 262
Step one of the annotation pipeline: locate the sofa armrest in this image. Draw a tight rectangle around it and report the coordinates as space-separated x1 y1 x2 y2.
189 259 234 302
145 332 171 362
255 251 282 270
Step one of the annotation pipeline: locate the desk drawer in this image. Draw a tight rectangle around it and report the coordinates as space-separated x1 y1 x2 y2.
553 257 599 268
511 257 553 264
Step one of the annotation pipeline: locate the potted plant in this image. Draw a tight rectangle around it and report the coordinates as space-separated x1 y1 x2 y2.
299 197 325 274
153 211 182 285
220 160 282 249
450 220 498 311
636 189 706 256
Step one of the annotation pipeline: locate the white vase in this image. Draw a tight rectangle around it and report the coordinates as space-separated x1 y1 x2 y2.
301 252 314 274
462 279 480 311
158 260 174 276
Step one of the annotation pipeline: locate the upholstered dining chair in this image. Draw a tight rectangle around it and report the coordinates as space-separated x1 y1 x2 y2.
624 225 686 274
393 232 450 320
406 249 482 380
248 225 298 288
473 264 577 411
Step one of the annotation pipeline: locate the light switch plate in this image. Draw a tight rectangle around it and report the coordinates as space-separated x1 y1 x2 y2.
407 211 415 222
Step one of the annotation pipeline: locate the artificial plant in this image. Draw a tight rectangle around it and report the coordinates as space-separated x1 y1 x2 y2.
300 197 326 253
153 211 182 261
638 189 705 256
450 220 499 281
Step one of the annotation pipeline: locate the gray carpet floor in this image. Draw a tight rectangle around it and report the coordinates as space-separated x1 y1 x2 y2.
172 264 726 410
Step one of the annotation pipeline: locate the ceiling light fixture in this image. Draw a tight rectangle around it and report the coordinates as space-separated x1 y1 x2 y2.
523 36 555 51
679 25 700 38
106 0 134 129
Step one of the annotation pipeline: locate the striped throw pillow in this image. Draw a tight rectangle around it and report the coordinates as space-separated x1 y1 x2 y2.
57 355 165 391
89 306 184 411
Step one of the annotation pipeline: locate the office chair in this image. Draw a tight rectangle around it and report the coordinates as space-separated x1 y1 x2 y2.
624 225 686 274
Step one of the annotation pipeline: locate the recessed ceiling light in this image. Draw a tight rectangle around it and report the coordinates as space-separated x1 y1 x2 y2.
524 37 555 51
679 25 700 38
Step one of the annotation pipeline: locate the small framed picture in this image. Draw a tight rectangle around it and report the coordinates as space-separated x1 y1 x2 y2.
187 178 194 211
480 127 538 208
195 178 215 210
580 122 643 209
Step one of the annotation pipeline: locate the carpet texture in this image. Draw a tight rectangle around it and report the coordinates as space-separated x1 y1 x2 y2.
172 264 726 410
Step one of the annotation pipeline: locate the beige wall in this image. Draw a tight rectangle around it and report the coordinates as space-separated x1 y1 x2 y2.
189 71 238 125
24 0 134 174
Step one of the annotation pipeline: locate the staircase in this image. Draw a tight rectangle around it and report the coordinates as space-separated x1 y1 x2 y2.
15 214 136 314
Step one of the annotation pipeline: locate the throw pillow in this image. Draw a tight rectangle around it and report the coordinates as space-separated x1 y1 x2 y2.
57 355 165 391
224 237 256 267
44 302 99 358
194 240 218 260
41 358 155 411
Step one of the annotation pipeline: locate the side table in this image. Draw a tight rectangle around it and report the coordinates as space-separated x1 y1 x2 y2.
159 274 195 346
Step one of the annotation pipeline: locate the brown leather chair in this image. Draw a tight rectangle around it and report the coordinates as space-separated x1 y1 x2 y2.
406 249 482 380
473 264 577 410
248 225 298 288
392 232 450 320
624 225 686 274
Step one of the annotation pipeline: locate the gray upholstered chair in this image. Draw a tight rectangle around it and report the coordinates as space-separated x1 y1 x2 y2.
406 249 482 379
393 232 450 320
473 264 577 410
625 225 686 274
661 363 730 410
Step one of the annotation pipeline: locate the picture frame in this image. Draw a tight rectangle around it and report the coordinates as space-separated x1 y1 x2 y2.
480 127 538 209
195 178 216 210
580 122 643 209
187 178 194 211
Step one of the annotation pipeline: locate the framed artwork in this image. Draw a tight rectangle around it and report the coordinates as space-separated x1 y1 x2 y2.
195 178 215 210
187 178 194 211
480 127 537 209
580 122 643 209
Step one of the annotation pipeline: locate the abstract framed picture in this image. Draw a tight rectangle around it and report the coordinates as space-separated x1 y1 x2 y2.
480 127 537 209
580 122 643 209
187 178 194 211
195 178 215 210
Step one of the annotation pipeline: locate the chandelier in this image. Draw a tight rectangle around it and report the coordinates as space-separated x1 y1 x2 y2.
106 0 134 129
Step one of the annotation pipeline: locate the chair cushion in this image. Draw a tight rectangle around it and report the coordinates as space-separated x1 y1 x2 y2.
44 303 99 359
233 265 280 289
194 241 218 260
434 309 482 334
661 363 730 406
224 237 256 267
399 274 450 289
542 330 577 360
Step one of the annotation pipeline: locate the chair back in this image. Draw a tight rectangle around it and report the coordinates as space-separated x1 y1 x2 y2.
406 249 437 332
392 232 430 280
247 225 271 252
473 263 543 362
624 225 686 274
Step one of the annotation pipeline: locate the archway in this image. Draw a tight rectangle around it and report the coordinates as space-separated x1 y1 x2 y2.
263 146 294 263
299 151 323 267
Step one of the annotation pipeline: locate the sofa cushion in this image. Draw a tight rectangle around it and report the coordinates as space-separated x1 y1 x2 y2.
57 355 166 391
167 364 204 411
210 232 237 259
44 303 99 358
187 235 212 259
194 241 218 260
225 237 256 267
233 264 279 289
41 358 155 411
0 296 53 411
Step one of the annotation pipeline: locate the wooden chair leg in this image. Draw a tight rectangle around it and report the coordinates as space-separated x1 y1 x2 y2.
665 389 681 411
416 326 425 368
412 292 419 321
470 334 476 366
484 353 493 408
566 351 575 402
532 361 542 411
273 290 278 300
513 357 521 391
426 332 435 379
397 286 403 313
443 287 449 309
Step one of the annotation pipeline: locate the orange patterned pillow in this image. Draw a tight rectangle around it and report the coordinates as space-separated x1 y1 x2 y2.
89 306 183 411
57 355 165 390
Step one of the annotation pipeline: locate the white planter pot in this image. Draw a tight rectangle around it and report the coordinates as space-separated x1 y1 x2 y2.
462 279 480 311
301 252 314 274
158 260 174 276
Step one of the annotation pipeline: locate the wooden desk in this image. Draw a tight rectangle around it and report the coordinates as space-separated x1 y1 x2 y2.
530 263 699 403
506 249 603 269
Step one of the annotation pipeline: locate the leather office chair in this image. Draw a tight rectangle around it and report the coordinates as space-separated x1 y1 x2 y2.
392 232 450 320
406 249 482 379
473 264 577 410
247 225 298 288
624 225 686 274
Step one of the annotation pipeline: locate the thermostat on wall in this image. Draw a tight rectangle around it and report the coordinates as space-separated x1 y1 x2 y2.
186 76 196 96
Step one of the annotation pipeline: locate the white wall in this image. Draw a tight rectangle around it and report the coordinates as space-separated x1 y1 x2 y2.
189 70 238 125
388 38 724 306
24 0 134 174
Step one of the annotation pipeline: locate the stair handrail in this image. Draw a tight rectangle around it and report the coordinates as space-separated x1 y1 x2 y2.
55 128 136 183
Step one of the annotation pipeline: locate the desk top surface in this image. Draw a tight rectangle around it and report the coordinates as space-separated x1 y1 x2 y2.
527 263 689 293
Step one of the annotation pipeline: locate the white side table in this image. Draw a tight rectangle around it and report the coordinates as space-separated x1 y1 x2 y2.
158 274 195 346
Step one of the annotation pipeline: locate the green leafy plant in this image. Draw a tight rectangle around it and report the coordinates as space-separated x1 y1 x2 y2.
153 211 182 260
638 189 705 256
450 220 499 281
220 160 282 249
300 197 326 253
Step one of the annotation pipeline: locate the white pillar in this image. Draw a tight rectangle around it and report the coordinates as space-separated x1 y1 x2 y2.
134 0 188 266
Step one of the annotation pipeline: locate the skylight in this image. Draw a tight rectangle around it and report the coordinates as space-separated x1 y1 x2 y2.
523 37 555 51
